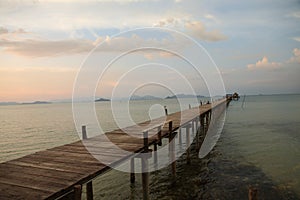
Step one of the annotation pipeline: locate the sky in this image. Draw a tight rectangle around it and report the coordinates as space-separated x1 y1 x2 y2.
0 0 299 102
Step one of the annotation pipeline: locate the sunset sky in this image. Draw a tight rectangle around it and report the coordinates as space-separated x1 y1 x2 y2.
0 0 299 102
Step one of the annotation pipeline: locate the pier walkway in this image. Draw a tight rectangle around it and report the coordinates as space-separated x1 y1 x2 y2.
0 98 229 200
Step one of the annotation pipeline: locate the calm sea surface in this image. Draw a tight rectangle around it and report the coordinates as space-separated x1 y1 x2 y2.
0 94 299 199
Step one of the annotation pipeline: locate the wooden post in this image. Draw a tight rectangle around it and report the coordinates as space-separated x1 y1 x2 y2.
248 186 258 200
196 117 199 149
168 121 176 177
185 124 191 164
141 157 149 200
178 128 182 147
142 131 149 200
168 121 173 136
154 143 158 170
168 121 172 154
206 113 209 131
191 119 195 137
143 131 149 151
82 125 87 140
201 115 205 136
170 134 176 177
74 185 82 200
130 158 135 183
157 126 162 146
86 182 93 200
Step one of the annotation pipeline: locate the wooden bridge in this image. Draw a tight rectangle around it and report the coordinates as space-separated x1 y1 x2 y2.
0 98 229 200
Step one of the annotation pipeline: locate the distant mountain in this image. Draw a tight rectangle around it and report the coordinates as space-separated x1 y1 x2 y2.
95 98 110 102
129 95 162 101
51 97 110 103
165 94 205 99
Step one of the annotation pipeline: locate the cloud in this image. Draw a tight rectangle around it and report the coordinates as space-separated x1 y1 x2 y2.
143 51 175 60
247 48 300 71
0 27 29 40
288 11 300 19
184 20 227 41
204 14 218 22
247 56 281 70
0 27 9 34
0 38 94 57
288 48 300 63
153 17 180 28
0 32 184 57
292 37 300 42
154 17 227 42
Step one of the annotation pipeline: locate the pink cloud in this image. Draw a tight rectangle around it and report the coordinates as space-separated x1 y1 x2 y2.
247 56 281 70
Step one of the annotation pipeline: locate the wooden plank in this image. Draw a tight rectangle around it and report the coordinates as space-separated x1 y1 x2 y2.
67 142 141 153
77 140 145 152
0 163 84 182
0 168 73 189
48 145 130 157
12 154 105 170
8 159 101 175
0 172 68 193
0 182 51 200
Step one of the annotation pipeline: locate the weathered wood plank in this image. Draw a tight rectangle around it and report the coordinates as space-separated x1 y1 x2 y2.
0 182 51 200
0 163 84 182
8 159 101 175
48 145 130 157
0 173 68 193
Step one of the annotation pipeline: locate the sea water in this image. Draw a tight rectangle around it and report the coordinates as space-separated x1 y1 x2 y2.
0 95 299 199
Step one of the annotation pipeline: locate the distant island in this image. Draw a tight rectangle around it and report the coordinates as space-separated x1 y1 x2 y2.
22 101 51 105
130 95 162 101
165 94 205 99
0 102 19 106
95 98 110 102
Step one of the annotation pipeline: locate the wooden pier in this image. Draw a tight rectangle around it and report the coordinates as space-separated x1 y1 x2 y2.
0 98 229 200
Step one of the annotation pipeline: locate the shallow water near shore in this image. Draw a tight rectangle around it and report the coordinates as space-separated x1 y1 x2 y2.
0 94 299 199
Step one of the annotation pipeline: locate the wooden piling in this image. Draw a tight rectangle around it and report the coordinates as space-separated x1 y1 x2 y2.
206 112 210 129
141 131 150 200
141 157 149 200
170 135 176 177
191 119 195 137
178 128 182 147
157 126 162 146
200 115 205 137
130 158 135 183
143 131 149 151
74 185 82 200
185 124 191 164
154 143 158 170
196 117 200 149
168 121 176 177
86 182 93 200
82 125 87 140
